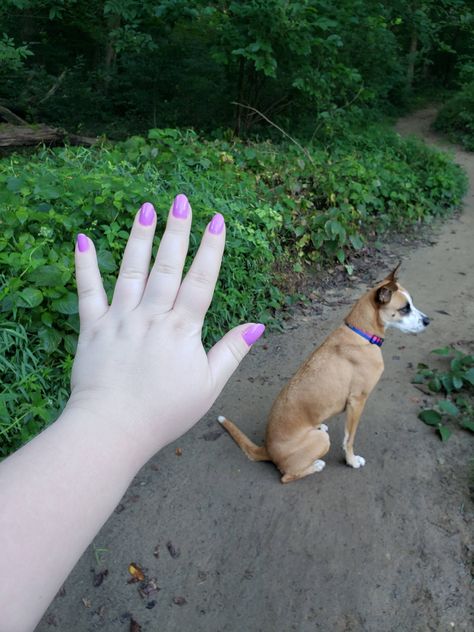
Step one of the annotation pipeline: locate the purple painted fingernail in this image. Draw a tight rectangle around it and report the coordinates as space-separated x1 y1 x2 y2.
172 193 190 219
77 233 89 252
139 202 156 226
209 213 225 235
242 324 265 346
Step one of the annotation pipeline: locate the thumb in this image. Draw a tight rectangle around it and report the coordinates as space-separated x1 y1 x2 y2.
207 323 265 395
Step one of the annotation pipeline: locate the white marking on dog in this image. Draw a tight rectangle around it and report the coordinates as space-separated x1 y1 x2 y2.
348 455 366 468
387 290 428 334
319 424 329 432
342 430 349 450
217 416 226 424
313 460 326 472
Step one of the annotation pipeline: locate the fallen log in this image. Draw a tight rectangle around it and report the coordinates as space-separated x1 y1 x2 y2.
0 123 98 148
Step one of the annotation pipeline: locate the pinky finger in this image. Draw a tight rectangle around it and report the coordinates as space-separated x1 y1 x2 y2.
75 233 109 327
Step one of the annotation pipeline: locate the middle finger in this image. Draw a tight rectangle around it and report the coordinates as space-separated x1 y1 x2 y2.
141 193 192 314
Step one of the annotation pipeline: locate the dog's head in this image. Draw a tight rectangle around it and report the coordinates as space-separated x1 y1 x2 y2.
374 263 430 333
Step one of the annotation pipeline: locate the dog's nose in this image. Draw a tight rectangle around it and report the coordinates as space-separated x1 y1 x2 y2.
422 316 430 327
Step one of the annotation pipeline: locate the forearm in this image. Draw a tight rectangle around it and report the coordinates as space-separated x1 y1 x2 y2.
0 404 144 632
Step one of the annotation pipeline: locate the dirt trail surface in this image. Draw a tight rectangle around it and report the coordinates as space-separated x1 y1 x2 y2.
38 108 473 632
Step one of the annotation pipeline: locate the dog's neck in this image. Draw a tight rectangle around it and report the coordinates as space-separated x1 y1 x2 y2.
344 292 385 339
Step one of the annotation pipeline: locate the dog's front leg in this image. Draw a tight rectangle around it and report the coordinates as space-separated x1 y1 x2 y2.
343 393 368 468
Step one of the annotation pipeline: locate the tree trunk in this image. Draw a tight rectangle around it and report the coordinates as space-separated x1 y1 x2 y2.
0 124 97 148
234 58 245 136
104 14 121 86
406 29 418 90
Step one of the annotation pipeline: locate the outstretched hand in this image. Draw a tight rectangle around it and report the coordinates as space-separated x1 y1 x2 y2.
69 194 264 462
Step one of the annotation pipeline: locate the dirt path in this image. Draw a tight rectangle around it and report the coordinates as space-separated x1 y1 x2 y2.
38 109 473 632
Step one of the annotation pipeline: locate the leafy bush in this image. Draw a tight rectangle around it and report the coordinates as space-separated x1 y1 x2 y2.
0 126 467 456
434 82 474 151
414 347 474 441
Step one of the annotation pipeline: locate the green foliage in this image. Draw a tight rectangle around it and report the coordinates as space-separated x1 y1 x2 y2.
0 32 32 70
0 125 467 456
2 0 472 137
434 81 474 150
414 347 474 441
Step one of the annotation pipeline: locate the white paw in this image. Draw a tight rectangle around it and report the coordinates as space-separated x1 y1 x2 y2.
313 459 326 472
347 455 366 469
319 424 329 433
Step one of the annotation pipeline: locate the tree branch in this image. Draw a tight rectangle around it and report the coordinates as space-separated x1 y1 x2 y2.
0 105 28 126
231 101 315 167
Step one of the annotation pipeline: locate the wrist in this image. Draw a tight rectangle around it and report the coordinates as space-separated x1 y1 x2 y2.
61 397 156 476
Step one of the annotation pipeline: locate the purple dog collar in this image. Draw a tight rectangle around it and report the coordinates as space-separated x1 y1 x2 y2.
346 323 384 347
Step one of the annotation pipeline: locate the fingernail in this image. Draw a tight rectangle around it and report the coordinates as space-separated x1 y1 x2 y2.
172 193 190 219
77 233 89 252
209 213 225 235
242 324 265 346
139 202 156 226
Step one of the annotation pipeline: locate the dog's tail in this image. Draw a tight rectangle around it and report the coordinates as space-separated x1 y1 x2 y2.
218 416 271 462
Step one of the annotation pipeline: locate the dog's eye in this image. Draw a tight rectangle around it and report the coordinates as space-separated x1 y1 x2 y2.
399 303 411 315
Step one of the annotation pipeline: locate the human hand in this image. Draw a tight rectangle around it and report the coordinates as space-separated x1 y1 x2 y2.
67 195 264 465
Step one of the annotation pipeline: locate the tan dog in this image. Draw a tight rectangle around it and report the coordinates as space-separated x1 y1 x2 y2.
218 265 430 483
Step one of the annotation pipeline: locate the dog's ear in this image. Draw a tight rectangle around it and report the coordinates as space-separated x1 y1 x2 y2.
375 285 393 305
385 261 401 283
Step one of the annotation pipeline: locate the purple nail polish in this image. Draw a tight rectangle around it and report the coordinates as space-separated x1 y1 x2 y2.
139 202 155 226
172 194 190 219
77 233 89 252
242 324 265 346
209 213 225 235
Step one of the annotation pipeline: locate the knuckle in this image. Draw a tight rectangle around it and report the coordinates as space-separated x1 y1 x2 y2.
78 285 98 301
166 224 189 236
169 310 201 335
154 261 179 277
120 268 146 281
187 269 210 288
225 339 244 365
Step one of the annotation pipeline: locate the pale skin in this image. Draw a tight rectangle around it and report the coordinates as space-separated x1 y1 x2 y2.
0 194 264 632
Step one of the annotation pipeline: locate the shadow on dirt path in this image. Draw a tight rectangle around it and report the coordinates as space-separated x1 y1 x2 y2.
38 109 473 632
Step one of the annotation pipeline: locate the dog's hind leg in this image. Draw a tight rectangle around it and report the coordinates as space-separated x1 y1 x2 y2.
279 428 330 484
343 393 368 468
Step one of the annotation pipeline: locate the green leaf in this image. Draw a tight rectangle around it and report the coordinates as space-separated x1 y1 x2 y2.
438 425 452 442
440 375 453 393
41 311 54 327
349 234 364 249
26 265 64 287
417 363 430 371
418 409 442 426
428 377 442 392
463 368 474 385
38 327 62 354
412 374 426 384
432 347 452 356
51 292 78 315
97 250 117 273
450 357 462 372
459 419 474 433
452 376 463 390
438 399 459 417
17 287 43 308
64 334 78 355
16 208 28 224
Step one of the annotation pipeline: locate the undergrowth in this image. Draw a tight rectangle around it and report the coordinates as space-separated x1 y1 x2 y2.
434 82 474 151
0 125 467 456
414 347 474 442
